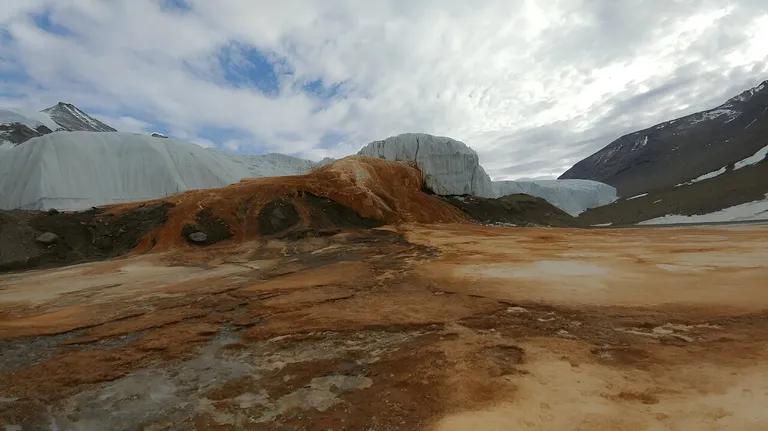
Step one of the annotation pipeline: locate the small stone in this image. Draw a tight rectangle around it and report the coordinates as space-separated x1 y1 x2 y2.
187 231 208 243
35 232 58 245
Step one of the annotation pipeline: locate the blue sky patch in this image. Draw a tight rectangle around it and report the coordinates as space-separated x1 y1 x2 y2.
218 42 286 96
318 131 345 149
160 0 192 12
303 79 345 100
31 10 73 37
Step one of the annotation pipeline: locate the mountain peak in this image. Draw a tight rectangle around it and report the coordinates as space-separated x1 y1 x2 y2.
41 102 117 132
724 79 768 106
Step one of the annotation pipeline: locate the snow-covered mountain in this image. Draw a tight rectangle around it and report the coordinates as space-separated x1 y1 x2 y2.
41 102 117 132
0 132 316 210
0 103 116 146
560 79 768 197
0 108 58 145
493 179 617 216
579 141 768 225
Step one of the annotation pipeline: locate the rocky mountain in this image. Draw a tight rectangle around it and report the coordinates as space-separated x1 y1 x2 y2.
0 132 316 210
0 108 58 145
578 142 768 225
0 103 116 146
560 80 768 197
41 102 117 132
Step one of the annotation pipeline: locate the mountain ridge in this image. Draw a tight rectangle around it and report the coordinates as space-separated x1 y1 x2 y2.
560 79 768 197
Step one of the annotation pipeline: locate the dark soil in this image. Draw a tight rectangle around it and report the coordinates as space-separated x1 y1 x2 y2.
444 194 579 227
0 203 171 273
258 192 383 238
182 208 233 245
257 199 300 235
579 159 768 225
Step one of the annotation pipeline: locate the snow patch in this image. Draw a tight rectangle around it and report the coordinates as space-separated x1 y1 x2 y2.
626 193 648 200
734 144 768 170
639 194 768 225
686 108 740 126
630 135 648 151
676 167 727 187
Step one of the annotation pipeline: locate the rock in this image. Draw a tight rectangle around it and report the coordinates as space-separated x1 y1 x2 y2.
187 231 208 243
35 232 58 245
358 133 495 197
151 132 168 138
258 199 300 235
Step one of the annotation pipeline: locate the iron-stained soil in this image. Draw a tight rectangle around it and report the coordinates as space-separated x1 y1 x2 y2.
2 223 768 430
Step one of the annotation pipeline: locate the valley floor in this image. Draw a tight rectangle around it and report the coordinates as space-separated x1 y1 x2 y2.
1 223 768 430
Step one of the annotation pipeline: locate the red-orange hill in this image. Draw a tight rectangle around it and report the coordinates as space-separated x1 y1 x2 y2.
109 156 469 251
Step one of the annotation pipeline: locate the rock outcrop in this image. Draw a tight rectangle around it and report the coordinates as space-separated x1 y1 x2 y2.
560 80 768 197
358 133 495 197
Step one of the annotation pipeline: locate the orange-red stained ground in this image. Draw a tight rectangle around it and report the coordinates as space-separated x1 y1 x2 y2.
2 222 768 429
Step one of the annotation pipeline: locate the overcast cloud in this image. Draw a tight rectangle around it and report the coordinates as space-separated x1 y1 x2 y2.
1 0 766 179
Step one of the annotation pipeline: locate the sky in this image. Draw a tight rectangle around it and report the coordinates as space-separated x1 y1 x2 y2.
0 0 766 179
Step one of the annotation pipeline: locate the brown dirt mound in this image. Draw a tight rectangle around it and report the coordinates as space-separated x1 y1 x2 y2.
110 156 468 252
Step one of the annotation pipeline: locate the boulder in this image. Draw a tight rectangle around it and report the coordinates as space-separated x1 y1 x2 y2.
187 231 208 243
35 232 58 245
358 133 495 197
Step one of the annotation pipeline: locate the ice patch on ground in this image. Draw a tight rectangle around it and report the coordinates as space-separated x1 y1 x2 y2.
734 144 768 170
639 194 768 225
626 193 648 200
676 167 727 187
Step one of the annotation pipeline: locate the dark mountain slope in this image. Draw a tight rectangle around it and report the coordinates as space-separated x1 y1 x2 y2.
561 80 768 197
578 157 768 226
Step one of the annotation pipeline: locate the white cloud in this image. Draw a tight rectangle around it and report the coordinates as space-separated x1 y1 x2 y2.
1 0 766 178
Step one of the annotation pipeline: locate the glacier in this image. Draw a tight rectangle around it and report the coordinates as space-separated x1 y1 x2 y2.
1 130 618 215
0 132 316 210
358 133 496 197
357 133 615 214
492 179 617 216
